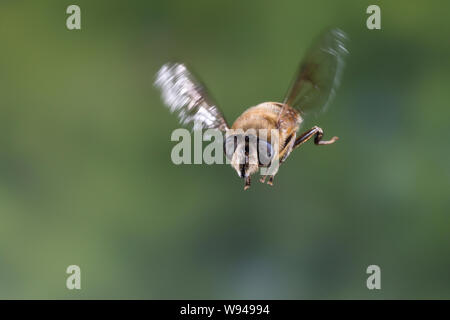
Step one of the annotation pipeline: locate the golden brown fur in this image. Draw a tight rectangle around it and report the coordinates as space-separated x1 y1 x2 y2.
231 102 303 163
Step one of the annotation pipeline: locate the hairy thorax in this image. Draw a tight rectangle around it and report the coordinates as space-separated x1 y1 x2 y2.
231 102 302 151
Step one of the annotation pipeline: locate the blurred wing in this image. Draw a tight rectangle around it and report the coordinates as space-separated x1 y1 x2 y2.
282 28 348 117
154 63 229 131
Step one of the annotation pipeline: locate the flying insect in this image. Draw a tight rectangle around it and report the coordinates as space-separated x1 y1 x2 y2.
155 28 348 189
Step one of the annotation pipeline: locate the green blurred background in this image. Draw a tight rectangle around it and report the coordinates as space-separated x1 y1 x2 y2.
0 0 449 299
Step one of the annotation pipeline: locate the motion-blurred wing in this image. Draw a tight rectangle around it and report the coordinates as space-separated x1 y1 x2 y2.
282 28 348 116
155 63 229 131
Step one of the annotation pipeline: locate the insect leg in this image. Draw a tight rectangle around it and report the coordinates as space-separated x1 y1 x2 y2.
294 126 338 149
244 176 251 190
259 175 274 185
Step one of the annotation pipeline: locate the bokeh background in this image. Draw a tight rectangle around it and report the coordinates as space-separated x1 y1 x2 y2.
0 0 449 299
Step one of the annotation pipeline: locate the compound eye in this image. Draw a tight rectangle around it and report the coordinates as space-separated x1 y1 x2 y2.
224 135 238 160
258 139 273 166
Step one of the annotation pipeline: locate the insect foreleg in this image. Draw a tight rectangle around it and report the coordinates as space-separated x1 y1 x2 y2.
244 176 251 190
293 126 338 149
259 174 275 185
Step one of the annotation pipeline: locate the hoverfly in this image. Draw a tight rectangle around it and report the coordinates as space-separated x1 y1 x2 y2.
155 28 348 190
